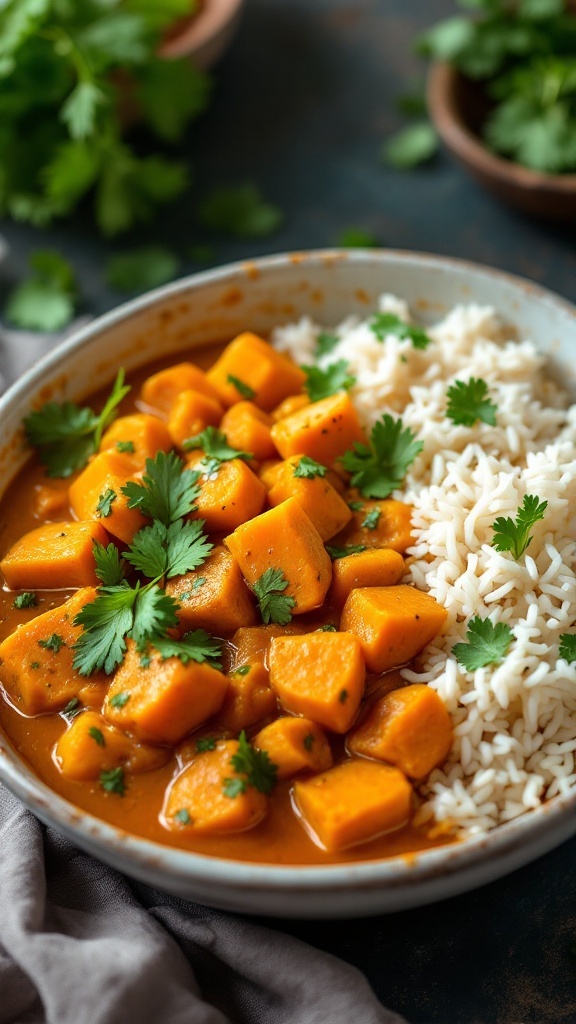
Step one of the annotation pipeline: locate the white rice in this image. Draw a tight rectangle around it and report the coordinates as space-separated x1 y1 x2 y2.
272 296 576 835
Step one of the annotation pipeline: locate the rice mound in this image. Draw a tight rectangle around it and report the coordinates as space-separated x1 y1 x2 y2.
272 296 576 834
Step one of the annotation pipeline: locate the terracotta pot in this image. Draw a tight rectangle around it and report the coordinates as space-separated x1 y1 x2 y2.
427 62 576 221
160 0 245 70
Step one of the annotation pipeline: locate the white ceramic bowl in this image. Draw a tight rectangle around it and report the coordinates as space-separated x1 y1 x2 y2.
1 250 576 918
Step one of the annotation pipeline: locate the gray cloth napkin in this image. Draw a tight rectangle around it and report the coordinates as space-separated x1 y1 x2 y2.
0 787 405 1024
0 306 407 1024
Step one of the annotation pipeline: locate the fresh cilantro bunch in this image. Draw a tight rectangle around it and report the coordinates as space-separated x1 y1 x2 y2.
418 0 576 173
0 0 210 234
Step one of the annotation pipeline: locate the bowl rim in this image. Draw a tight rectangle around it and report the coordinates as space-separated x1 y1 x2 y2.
427 62 576 193
1 246 576 894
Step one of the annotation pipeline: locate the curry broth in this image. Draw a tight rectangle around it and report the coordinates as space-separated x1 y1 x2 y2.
0 343 452 865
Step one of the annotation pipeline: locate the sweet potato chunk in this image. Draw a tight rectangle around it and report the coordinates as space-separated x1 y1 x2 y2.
33 483 69 521
187 455 266 533
270 393 309 422
55 710 168 781
225 498 332 615
269 632 365 733
100 413 172 470
267 455 352 541
336 498 414 554
340 585 448 673
164 738 268 833
207 332 305 411
253 717 333 780
211 663 277 732
347 684 452 778
0 588 102 715
141 362 221 415
68 450 147 545
270 392 366 469
294 759 412 851
220 401 278 462
330 548 405 610
231 624 305 670
104 641 228 744
168 390 224 449
1 521 108 591
166 546 257 633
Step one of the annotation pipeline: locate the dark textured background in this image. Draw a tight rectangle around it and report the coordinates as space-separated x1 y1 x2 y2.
1 1 576 1021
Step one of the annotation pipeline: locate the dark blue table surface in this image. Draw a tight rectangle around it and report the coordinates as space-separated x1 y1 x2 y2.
2 2 576 1021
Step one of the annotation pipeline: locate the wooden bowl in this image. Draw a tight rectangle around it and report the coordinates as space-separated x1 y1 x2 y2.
160 0 245 70
427 62 576 221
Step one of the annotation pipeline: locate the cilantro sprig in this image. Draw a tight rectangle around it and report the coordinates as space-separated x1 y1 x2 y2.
453 617 514 671
446 378 497 427
303 360 356 402
153 630 223 669
370 312 432 350
326 544 367 560
223 730 278 798
559 634 576 664
183 427 253 463
339 414 423 499
252 568 296 626
491 495 548 560
293 456 328 479
24 369 130 478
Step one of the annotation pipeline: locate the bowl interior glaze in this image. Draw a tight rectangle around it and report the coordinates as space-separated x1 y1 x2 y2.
1 249 575 918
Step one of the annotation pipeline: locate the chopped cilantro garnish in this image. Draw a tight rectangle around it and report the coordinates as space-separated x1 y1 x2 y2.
252 568 296 626
13 592 37 609
315 331 340 358
303 734 315 751
491 495 548 561
29 661 40 670
559 634 576 664
182 426 253 462
116 440 135 454
362 507 381 530
38 633 66 654
232 665 251 676
88 726 106 747
227 374 256 400
196 736 217 753
153 630 223 669
96 488 116 518
303 360 356 402
24 369 130 478
109 691 130 709
293 456 328 479
227 730 278 796
62 697 81 718
316 624 337 632
100 767 126 796
370 312 432 350
174 808 192 825
348 500 364 512
326 544 367 560
453 617 514 671
223 777 247 798
446 378 497 427
339 414 423 499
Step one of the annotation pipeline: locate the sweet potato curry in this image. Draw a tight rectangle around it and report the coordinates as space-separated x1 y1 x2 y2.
0 331 455 865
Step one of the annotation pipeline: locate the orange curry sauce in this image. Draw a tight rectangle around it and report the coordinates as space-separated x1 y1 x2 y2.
0 343 452 865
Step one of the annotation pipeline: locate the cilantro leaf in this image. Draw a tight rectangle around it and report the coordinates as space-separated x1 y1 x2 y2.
383 122 439 169
196 736 217 752
106 246 180 293
370 312 432 350
125 519 213 580
116 441 135 454
339 414 423 499
96 488 116 518
88 725 106 748
226 375 256 400
173 808 192 824
326 544 368 560
446 378 498 427
60 81 106 141
361 507 381 530
491 494 548 560
38 633 66 653
122 451 201 525
100 767 126 796
109 691 130 709
315 331 340 358
453 617 514 671
337 227 379 248
5 249 77 332
13 591 37 609
135 57 211 143
183 426 253 462
153 629 223 668
223 777 247 798
293 456 328 479
93 542 126 587
72 583 137 676
252 568 296 626
62 697 81 719
197 184 283 239
559 634 576 664
230 730 278 795
303 360 356 402
130 584 180 653
24 369 130 478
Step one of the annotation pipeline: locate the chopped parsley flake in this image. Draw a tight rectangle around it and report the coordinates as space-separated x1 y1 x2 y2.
88 726 106 747
227 374 255 400
38 633 66 653
100 767 126 796
13 592 37 609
